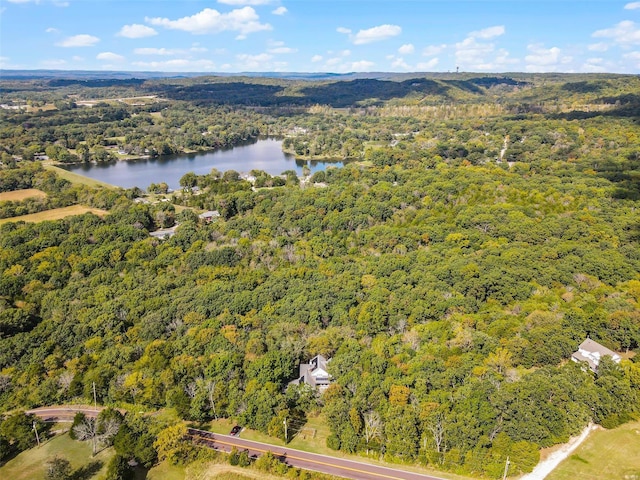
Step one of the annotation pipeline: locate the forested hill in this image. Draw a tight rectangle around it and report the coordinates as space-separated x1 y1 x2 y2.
0 73 639 478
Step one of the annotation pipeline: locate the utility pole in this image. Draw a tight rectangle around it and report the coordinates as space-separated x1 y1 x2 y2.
502 456 510 480
283 417 288 444
92 381 97 411
32 421 40 447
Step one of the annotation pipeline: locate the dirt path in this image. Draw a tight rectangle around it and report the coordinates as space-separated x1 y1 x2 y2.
520 423 598 480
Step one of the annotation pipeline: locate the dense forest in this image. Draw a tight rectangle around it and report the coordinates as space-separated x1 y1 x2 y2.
0 73 639 479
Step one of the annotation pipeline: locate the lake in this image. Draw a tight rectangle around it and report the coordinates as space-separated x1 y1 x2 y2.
61 138 344 190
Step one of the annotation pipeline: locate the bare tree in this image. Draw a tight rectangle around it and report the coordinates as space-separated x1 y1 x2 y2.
72 415 121 455
363 410 382 453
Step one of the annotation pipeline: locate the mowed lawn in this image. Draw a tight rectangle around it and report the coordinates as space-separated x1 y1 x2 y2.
547 420 640 480
0 189 47 201
0 433 114 480
0 205 108 225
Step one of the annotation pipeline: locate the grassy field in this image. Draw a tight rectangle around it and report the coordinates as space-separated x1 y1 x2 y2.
0 433 114 480
547 420 640 480
0 189 47 201
43 163 118 189
0 205 109 225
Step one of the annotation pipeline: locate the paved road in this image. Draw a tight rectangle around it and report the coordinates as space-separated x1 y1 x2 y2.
188 427 447 480
26 407 447 480
26 405 107 422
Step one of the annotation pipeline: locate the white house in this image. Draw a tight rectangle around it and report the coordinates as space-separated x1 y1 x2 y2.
571 338 621 373
290 355 332 392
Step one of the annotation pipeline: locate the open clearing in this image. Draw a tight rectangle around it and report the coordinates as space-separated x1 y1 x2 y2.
0 433 114 480
0 205 108 225
546 420 640 480
0 189 47 201
43 163 118 188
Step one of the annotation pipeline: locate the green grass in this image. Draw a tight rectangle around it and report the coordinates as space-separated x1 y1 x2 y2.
0 205 109 225
145 461 185 480
547 420 640 480
43 164 119 189
0 433 114 480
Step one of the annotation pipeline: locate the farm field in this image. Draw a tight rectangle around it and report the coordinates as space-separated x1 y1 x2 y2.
546 420 640 480
0 189 47 201
0 205 108 225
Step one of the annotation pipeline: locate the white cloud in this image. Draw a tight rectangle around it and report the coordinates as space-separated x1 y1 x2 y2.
117 24 158 39
40 59 67 67
351 24 402 45
219 0 272 4
417 58 439 70
350 60 375 71
391 57 411 70
97 52 125 62
454 26 513 70
52 0 69 6
341 49 351 56
588 42 609 52
581 58 606 73
132 59 217 71
272 6 287 15
72 56 83 62
398 43 414 55
525 44 572 72
56 34 99 47
311 55 323 62
336 27 352 34
134 47 181 56
423 44 446 56
45 27 59 34
470 25 505 39
623 51 640 67
6 0 33 3
624 2 640 9
147 7 271 36
268 46 297 54
593 20 640 46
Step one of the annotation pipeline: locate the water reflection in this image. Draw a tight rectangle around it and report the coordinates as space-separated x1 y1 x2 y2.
61 138 344 190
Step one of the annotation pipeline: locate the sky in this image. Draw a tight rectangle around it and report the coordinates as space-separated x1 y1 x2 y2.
1 1 640 74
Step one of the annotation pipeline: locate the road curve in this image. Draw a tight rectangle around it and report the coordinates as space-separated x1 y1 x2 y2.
188 427 447 480
26 405 109 422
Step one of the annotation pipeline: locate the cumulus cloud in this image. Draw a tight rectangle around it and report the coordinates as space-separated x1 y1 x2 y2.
454 26 513 70
117 24 158 38
423 44 446 56
311 54 323 62
268 46 297 54
45 27 60 34
624 2 640 9
581 58 606 73
272 6 287 15
588 42 609 52
525 44 572 72
97 52 125 62
134 47 181 56
398 44 414 55
147 7 271 37
593 20 640 46
336 27 352 34
469 25 505 39
417 58 439 70
56 34 99 47
235 52 288 71
350 60 375 71
351 24 402 45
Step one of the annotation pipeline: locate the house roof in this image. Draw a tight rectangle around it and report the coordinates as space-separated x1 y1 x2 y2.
578 338 619 359
198 210 220 219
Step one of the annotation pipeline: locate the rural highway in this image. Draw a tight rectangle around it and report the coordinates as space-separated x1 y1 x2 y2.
188 427 447 480
25 407 446 480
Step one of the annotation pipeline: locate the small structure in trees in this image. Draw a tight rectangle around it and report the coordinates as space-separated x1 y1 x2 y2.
571 338 621 373
198 210 220 223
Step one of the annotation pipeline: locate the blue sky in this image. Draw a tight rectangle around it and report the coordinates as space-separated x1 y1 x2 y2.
1 1 640 73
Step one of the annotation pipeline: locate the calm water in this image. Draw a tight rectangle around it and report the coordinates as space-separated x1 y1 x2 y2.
61 138 344 190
